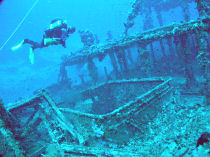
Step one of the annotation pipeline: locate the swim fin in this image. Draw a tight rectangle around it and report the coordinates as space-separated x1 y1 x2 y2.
29 47 34 64
11 40 24 51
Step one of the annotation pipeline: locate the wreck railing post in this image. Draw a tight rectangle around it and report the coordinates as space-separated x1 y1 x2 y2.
137 43 151 76
155 7 166 57
149 43 156 63
127 48 134 64
159 39 167 57
180 34 197 88
116 48 128 73
87 58 98 84
195 0 209 104
173 36 183 59
79 74 85 84
104 67 111 81
167 37 176 58
108 51 120 78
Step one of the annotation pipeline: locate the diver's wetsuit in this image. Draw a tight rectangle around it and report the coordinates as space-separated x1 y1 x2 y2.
23 29 66 50
23 39 43 50
23 19 75 50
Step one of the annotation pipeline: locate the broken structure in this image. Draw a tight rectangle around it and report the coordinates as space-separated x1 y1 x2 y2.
1 77 173 156
0 0 209 156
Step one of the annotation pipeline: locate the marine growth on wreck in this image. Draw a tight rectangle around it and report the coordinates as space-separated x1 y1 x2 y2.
0 0 209 156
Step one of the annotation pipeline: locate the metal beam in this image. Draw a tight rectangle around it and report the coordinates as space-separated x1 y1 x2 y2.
62 17 210 66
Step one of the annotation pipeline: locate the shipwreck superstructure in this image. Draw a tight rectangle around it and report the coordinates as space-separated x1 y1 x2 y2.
0 0 209 156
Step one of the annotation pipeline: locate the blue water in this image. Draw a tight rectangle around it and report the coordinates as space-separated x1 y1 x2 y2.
0 0 199 104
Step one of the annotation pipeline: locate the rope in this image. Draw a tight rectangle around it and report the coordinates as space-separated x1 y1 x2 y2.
0 0 40 51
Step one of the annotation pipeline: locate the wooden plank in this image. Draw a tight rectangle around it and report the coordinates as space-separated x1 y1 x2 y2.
41 90 85 144
62 144 143 156
81 77 165 94
102 78 172 118
6 94 42 111
23 106 39 128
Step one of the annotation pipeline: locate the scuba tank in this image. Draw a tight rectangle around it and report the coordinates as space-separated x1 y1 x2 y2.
49 19 67 29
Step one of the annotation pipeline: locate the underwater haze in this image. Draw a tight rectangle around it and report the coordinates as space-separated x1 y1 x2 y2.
0 0 210 156
0 0 132 103
0 0 199 104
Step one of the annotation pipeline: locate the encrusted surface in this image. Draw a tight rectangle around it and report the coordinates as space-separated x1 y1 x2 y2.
2 78 173 155
62 17 210 66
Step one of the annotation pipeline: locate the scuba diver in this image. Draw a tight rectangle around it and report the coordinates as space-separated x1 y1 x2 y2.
11 18 76 64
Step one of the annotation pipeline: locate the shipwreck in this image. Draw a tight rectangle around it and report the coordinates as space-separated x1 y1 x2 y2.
0 0 209 156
